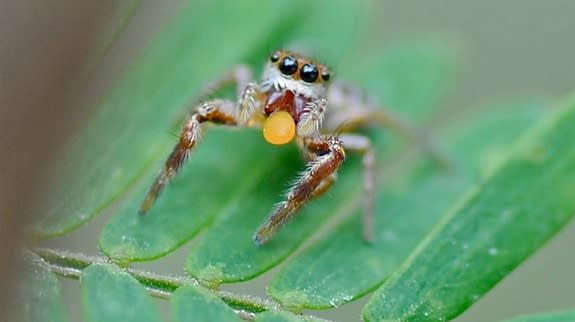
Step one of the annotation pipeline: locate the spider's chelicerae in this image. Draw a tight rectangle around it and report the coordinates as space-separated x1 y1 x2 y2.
139 50 444 245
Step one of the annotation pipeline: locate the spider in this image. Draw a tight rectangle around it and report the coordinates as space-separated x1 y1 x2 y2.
138 50 444 245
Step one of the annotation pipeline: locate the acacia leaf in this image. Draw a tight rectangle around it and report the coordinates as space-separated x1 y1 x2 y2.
268 102 546 309
81 263 161 322
172 286 242 322
35 0 303 238
98 129 282 261
363 95 575 321
16 251 68 322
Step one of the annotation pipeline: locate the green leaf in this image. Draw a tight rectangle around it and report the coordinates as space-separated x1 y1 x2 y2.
172 286 242 322
15 251 68 322
99 128 282 261
363 96 575 321
81 263 161 322
445 100 547 176
268 102 545 309
499 309 575 322
35 0 304 238
184 145 362 283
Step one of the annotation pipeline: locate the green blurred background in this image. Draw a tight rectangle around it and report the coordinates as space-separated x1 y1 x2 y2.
380 3 575 320
57 1 575 321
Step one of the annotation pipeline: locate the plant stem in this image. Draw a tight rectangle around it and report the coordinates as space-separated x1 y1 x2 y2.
31 247 293 319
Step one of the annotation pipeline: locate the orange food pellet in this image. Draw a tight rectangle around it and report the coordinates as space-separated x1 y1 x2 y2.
263 110 296 145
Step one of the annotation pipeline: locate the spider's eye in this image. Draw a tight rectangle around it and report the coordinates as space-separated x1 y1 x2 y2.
300 64 319 83
321 70 330 81
270 52 280 63
279 56 298 75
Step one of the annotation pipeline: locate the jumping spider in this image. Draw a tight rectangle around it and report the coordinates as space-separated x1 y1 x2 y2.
139 50 444 245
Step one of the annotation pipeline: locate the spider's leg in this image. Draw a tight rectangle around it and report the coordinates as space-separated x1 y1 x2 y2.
139 99 241 214
198 65 253 98
310 173 337 199
199 65 259 126
140 69 262 214
297 141 338 200
326 80 450 168
253 136 345 246
339 133 376 243
172 65 257 127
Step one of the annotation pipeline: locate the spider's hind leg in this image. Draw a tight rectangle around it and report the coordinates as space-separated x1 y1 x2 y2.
339 133 376 243
326 79 450 168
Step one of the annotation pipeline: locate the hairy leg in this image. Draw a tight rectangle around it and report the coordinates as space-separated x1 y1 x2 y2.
198 65 253 98
140 64 263 214
339 133 376 243
253 136 346 245
139 91 261 214
172 65 258 127
297 141 338 200
310 173 337 199
139 99 236 214
326 79 450 168
196 65 259 125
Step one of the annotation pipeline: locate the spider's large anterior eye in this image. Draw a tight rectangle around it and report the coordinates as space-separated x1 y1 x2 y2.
279 56 298 75
300 64 318 83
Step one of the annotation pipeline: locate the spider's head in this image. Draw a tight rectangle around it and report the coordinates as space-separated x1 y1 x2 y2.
262 50 331 100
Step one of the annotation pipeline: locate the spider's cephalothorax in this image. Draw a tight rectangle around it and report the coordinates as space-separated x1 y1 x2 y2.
139 50 444 245
258 51 332 142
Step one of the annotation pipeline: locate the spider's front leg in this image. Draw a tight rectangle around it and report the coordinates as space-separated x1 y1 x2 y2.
254 136 345 245
197 65 259 125
139 82 260 214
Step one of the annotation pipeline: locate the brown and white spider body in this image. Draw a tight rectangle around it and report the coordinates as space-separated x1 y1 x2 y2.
139 50 443 245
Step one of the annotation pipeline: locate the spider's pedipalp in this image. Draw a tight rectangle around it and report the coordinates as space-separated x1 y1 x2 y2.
253 136 345 246
297 98 327 137
238 82 260 125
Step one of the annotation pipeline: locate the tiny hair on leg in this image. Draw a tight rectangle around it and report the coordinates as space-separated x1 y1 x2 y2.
254 136 345 245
